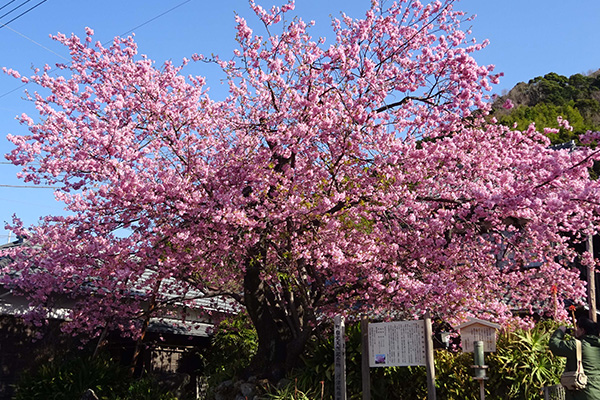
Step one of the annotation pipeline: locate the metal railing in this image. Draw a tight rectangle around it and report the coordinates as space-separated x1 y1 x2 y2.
543 385 565 400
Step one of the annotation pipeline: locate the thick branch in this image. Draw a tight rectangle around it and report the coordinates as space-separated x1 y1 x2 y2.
535 148 600 189
375 95 438 113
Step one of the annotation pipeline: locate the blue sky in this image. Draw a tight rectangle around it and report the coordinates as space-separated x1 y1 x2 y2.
0 0 599 242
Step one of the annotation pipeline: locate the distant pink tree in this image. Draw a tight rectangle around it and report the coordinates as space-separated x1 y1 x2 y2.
3 0 600 376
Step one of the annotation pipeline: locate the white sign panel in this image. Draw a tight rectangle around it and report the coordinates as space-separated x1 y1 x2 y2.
460 326 497 353
368 320 426 367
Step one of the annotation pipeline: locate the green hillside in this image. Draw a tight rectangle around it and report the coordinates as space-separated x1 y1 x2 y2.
491 70 600 145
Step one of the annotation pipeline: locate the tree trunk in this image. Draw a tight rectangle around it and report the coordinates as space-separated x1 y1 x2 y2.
131 280 161 376
243 257 312 380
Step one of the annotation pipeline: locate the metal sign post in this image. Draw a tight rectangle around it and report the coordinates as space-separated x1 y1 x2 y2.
472 341 488 400
457 319 499 400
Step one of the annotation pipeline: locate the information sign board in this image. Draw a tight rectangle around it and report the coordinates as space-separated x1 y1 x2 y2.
456 319 500 353
368 320 426 367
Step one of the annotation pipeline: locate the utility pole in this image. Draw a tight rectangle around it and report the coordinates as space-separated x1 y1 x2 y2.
587 233 596 322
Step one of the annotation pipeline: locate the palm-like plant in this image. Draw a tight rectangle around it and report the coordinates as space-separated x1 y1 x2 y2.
487 320 565 399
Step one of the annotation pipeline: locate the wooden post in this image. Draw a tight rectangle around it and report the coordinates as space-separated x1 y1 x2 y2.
334 315 347 400
424 311 436 400
479 380 485 400
361 316 371 400
587 233 597 322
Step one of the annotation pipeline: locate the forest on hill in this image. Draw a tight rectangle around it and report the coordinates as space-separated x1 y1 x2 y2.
491 69 600 145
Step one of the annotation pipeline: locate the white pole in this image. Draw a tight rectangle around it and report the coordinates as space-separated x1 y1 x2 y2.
424 311 436 400
334 315 347 400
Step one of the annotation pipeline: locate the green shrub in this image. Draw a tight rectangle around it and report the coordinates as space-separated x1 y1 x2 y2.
112 376 178 400
14 354 180 400
199 312 258 386
486 319 565 400
434 350 478 400
283 319 565 400
14 355 129 400
293 322 363 399
193 317 564 399
263 379 323 400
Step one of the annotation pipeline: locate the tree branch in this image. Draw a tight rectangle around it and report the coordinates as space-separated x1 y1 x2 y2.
375 95 438 113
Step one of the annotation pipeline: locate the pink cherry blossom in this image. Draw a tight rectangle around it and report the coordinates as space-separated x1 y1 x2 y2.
502 98 514 109
2 0 600 376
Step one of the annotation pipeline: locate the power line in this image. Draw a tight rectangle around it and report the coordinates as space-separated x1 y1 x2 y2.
117 0 191 38
0 0 33 21
0 0 192 100
0 84 24 98
0 0 47 30
0 1 194 190
0 1 18 12
0 23 68 61
0 0 50 99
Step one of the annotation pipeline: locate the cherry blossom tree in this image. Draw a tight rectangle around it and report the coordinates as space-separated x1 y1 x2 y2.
3 0 600 376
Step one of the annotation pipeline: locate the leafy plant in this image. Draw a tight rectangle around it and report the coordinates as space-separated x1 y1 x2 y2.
282 319 565 400
14 354 129 400
434 350 479 400
112 376 178 400
263 378 323 400
199 312 258 385
14 354 181 400
293 322 364 400
486 320 565 400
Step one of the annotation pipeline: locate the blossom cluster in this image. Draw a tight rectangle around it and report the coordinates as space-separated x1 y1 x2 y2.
2 0 599 340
